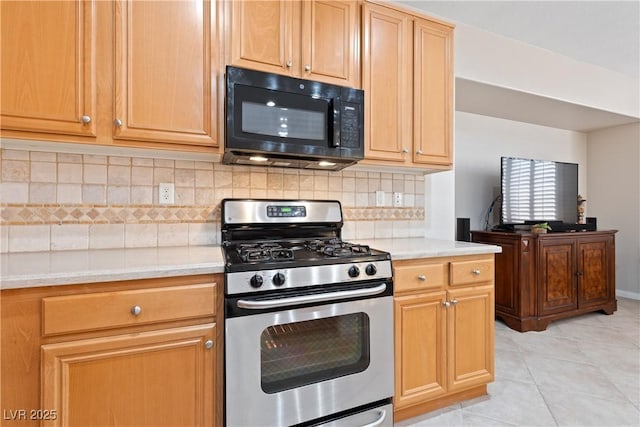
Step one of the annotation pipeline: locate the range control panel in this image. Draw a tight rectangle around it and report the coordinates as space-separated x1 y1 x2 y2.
267 205 306 218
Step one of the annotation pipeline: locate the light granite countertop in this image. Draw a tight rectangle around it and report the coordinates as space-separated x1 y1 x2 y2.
358 237 501 260
0 246 225 290
0 238 500 290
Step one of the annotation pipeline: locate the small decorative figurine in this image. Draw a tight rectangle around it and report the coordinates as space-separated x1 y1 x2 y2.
531 222 552 234
577 195 586 224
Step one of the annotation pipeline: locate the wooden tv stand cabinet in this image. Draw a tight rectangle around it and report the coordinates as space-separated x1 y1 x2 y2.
471 230 617 332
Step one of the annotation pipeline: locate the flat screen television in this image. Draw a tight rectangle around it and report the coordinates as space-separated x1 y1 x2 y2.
500 156 578 226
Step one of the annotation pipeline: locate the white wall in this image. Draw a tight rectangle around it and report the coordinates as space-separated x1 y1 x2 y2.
424 170 455 240
587 123 640 298
454 23 639 118
454 112 588 231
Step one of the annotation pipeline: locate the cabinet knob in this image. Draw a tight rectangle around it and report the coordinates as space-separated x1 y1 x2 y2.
304 64 311 72
471 269 481 276
442 301 450 308
402 148 409 154
81 115 91 124
114 118 123 127
131 305 142 316
416 149 423 155
205 340 214 349
450 299 458 305
417 275 426 281
286 60 292 68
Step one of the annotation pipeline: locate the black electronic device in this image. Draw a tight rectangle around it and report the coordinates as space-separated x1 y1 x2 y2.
500 156 579 230
456 218 471 241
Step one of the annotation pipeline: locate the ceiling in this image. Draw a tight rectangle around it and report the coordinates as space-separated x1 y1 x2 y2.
396 0 639 78
394 0 640 131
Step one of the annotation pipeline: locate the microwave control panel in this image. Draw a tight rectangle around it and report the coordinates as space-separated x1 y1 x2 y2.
340 102 360 149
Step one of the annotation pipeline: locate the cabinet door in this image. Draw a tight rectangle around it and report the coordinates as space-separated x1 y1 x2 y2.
394 291 447 409
301 0 360 87
1 0 96 136
537 239 578 316
362 3 412 164
577 237 613 308
447 285 494 392
42 324 216 427
413 18 453 167
114 0 218 146
228 0 300 76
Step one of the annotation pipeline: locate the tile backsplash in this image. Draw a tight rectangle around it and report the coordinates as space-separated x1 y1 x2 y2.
0 147 425 252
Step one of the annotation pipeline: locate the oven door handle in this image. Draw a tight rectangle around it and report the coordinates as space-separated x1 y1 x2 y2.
360 408 388 427
236 283 387 309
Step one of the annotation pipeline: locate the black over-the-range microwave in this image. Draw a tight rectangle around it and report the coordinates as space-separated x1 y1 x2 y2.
224 66 364 171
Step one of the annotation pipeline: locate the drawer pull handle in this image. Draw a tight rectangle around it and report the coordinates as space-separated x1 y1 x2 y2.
131 305 142 316
471 269 481 276
442 301 450 308
450 299 458 305
205 340 214 349
417 275 426 281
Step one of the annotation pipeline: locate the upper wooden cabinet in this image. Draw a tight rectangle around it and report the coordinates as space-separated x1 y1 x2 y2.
1 0 220 150
113 0 218 146
362 2 453 170
413 17 453 167
362 4 412 163
0 0 96 136
227 0 360 88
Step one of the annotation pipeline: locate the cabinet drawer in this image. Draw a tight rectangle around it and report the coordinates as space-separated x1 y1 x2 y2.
394 263 446 292
450 259 494 286
42 283 216 336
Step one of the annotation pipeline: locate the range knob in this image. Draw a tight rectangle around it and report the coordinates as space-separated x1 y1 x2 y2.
348 266 360 278
250 275 263 288
272 272 286 286
365 264 377 276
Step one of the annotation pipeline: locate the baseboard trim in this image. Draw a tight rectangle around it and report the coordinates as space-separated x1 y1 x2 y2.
616 290 640 300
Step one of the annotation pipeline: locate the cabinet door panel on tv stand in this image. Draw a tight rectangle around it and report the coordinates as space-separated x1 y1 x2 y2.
470 230 617 332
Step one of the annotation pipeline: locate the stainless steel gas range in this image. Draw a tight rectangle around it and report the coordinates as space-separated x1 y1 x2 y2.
222 199 394 427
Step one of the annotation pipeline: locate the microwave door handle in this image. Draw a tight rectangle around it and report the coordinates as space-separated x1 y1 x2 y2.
236 283 387 309
330 97 341 147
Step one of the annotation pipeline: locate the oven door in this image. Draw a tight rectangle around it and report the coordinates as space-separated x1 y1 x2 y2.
225 284 393 427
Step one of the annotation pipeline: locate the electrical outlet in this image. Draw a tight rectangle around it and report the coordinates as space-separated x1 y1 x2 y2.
375 190 385 207
159 183 174 205
393 192 403 207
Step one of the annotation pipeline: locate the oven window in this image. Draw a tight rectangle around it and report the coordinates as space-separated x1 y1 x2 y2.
260 313 370 393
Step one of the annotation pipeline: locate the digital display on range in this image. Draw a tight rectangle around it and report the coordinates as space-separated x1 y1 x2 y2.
267 205 306 217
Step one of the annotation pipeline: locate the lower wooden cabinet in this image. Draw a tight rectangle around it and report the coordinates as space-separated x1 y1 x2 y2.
1 275 223 427
394 291 447 406
471 230 617 331
393 255 495 422
42 324 215 427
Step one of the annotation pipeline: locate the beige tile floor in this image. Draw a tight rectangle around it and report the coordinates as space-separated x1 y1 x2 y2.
397 297 640 427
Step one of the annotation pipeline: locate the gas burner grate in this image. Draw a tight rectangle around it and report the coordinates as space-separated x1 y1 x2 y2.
307 238 372 258
238 243 295 263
